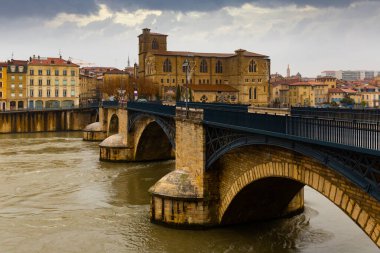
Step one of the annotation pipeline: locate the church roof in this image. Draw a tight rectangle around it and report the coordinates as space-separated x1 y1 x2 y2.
153 50 268 58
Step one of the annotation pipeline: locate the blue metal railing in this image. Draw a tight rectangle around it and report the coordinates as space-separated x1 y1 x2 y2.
101 101 119 108
204 109 380 154
291 107 380 122
176 102 248 112
127 101 175 117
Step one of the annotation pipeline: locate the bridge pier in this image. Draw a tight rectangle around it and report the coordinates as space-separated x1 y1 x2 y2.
150 108 214 226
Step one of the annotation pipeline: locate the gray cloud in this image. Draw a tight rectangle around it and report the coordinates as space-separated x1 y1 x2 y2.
0 0 366 18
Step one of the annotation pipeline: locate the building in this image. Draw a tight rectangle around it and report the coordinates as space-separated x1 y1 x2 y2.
138 28 270 105
354 85 380 107
103 69 130 100
189 84 239 103
288 82 328 107
315 76 337 89
27 56 80 109
6 60 28 110
321 70 380 81
328 88 357 104
0 62 7 110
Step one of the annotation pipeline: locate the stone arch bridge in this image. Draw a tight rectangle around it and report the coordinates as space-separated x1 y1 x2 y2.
84 102 380 247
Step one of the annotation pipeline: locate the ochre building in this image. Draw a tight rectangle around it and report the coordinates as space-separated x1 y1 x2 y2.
138 28 270 105
0 62 7 110
27 56 80 109
5 60 28 110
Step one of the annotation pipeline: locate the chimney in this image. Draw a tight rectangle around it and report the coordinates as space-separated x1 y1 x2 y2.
142 28 151 34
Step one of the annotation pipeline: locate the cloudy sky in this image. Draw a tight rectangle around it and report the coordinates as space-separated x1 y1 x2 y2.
0 0 379 77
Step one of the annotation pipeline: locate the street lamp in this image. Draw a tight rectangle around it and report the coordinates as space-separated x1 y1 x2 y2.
182 59 190 117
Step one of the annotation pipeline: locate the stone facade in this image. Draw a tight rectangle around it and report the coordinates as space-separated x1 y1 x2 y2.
138 28 270 105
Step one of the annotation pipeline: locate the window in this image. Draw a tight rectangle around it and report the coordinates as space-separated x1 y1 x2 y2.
47 79 51 86
254 88 257 99
11 84 15 89
71 90 75 96
63 89 67 97
63 70 67 76
0 73 2 78
55 89 59 97
249 60 257 73
152 39 159 50
18 84 22 88
30 89 34 97
163 58 172 72
172 79 175 83
38 79 42 86
0 82 2 88
71 70 75 76
38 70 42 75
167 79 169 84
38 89 42 97
47 89 51 97
71 80 75 86
55 79 59 86
30 79 34 86
47 69 51 76
11 76 15 81
19 76 23 81
161 79 163 83
63 80 67 86
11 93 15 97
0 91 2 98
200 59 208 73
249 88 252 100
10 66 16 72
55 70 59 76
182 60 188 73
18 66 24 72
215 60 223 73
30 69 34 75
19 93 23 97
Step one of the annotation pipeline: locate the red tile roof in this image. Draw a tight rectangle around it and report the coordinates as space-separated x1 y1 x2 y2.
289 81 327 87
189 84 239 92
29 57 79 67
0 62 7 67
153 50 268 58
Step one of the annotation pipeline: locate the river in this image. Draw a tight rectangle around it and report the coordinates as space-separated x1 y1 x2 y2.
0 132 377 253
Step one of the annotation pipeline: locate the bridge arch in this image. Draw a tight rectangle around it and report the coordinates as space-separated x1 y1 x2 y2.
108 114 119 135
214 145 380 246
129 113 175 161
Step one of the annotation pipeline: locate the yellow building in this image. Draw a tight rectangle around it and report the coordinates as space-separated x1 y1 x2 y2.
289 82 328 107
138 28 270 105
6 60 28 110
316 76 337 89
0 62 7 110
27 56 80 109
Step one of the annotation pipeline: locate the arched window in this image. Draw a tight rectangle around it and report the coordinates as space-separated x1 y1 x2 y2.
163 58 172 72
249 60 257 73
249 88 252 100
215 60 223 73
182 60 188 73
200 59 208 73
152 39 159 50
254 87 257 100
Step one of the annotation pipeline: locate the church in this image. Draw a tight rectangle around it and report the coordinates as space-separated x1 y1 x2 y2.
138 28 270 105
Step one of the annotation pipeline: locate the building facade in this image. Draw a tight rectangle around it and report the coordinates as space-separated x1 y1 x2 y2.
27 56 80 109
138 28 270 105
6 60 27 110
289 82 328 107
0 62 7 110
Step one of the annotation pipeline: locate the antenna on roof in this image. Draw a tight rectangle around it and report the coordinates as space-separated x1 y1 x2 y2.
59 49 62 59
11 52 14 60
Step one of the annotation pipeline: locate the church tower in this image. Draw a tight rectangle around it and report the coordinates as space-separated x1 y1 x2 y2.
287 64 290 78
138 28 168 78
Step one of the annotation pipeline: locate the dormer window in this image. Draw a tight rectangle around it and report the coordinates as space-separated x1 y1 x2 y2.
10 65 16 72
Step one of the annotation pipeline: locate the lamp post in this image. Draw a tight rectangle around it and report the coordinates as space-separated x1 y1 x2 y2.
182 59 190 117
